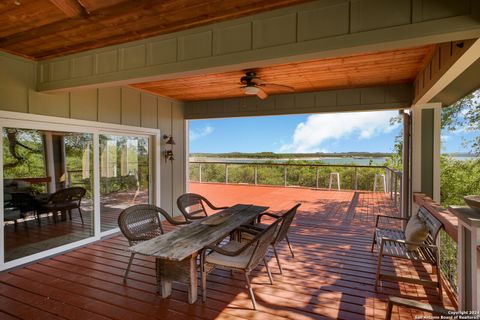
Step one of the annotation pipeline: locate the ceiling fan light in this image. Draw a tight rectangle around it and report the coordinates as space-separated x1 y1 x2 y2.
244 86 260 95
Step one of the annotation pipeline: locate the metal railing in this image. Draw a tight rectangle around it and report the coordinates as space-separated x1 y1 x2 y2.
190 161 402 209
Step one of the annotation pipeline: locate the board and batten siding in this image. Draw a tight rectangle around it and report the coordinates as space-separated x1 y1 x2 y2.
36 0 480 92
0 51 186 215
185 84 413 119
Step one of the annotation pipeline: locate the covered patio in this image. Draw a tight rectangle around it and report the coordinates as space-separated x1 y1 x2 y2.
1 0 480 318
0 183 454 320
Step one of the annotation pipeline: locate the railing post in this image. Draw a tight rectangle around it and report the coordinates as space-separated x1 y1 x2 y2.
398 172 403 214
316 168 319 189
354 167 358 190
199 164 202 183
384 168 389 193
254 166 257 185
225 163 228 184
284 166 287 187
393 173 397 208
390 169 394 199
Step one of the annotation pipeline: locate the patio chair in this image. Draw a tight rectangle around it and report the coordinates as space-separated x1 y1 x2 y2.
10 192 39 226
177 193 228 221
200 218 281 310
37 187 86 224
243 203 301 274
118 204 189 281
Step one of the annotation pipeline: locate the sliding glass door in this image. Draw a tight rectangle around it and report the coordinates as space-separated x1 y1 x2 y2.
99 134 151 232
0 114 159 270
2 128 94 262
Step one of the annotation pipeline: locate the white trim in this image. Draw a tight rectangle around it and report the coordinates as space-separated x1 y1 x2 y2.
93 133 101 237
1 236 101 271
184 120 190 193
0 110 159 135
0 110 161 271
100 227 121 238
416 38 480 104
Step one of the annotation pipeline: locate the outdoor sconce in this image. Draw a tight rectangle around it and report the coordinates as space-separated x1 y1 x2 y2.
164 150 174 162
163 134 175 162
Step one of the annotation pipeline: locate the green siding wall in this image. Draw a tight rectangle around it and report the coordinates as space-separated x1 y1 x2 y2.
421 108 434 198
0 51 185 215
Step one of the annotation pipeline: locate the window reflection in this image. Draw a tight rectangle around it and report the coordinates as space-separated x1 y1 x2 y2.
3 128 94 262
99 134 150 231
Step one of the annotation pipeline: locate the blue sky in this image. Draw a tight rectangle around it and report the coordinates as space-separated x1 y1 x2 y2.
189 110 476 154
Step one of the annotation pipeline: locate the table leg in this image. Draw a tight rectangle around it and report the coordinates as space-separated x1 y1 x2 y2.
188 252 198 304
161 276 172 298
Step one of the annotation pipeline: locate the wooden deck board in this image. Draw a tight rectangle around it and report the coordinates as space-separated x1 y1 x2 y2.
0 183 455 319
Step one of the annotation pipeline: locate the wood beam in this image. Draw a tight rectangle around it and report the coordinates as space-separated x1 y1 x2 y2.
49 0 88 18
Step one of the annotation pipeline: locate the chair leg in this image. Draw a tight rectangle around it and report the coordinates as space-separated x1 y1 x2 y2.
202 268 207 302
272 245 283 274
124 253 135 282
244 272 257 310
375 243 384 291
264 258 274 285
68 209 72 220
285 235 294 258
78 207 84 225
370 231 377 252
385 299 393 320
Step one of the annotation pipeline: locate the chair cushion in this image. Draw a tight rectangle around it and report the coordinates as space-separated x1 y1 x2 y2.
404 214 429 251
205 240 254 269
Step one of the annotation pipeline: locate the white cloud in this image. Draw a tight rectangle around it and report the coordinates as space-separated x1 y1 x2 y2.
278 111 400 153
441 135 450 141
190 126 214 141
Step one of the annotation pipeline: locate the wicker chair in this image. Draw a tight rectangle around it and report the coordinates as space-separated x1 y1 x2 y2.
252 203 301 274
37 187 86 224
177 193 228 221
200 218 281 310
118 204 189 281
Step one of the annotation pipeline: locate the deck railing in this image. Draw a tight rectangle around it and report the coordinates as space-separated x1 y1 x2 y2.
189 160 402 209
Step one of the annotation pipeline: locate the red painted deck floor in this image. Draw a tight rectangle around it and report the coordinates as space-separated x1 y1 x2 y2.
0 183 454 320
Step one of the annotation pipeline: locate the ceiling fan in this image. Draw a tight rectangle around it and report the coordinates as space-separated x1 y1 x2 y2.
233 71 294 100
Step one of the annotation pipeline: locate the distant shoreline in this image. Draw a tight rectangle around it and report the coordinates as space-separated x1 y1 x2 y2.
190 152 475 159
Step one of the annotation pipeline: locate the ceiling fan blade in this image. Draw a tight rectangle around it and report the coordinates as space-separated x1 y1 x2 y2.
262 83 295 92
250 77 266 85
256 87 268 100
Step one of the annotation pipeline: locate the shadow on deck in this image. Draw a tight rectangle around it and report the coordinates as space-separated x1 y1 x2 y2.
0 183 453 320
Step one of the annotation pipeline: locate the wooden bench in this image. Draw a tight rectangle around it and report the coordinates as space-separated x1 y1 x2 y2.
371 206 443 294
385 296 452 319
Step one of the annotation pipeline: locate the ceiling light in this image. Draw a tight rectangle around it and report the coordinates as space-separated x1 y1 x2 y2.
243 86 260 95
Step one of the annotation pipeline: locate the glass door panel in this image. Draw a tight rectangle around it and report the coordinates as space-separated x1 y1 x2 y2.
99 134 150 232
3 128 94 262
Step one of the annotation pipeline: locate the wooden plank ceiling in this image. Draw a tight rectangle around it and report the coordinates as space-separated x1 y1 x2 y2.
0 0 311 60
132 45 436 102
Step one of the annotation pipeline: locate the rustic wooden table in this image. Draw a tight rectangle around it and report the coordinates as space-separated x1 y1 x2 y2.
130 203 269 304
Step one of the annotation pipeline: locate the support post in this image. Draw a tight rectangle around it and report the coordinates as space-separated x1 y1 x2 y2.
316 168 319 189
284 166 287 187
199 164 202 183
254 167 257 185
225 164 228 184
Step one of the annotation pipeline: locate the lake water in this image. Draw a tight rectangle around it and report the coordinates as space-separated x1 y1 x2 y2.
190 156 477 166
190 157 388 165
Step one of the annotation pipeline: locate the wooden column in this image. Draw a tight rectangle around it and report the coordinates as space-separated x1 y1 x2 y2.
449 206 480 310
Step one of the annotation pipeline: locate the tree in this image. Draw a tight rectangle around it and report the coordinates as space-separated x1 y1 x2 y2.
442 90 480 155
